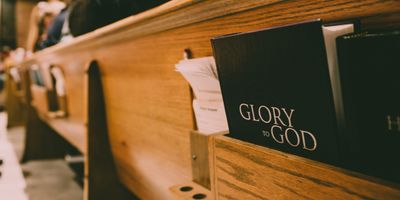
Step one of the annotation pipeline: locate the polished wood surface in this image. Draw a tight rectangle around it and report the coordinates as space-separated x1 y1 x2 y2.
5 68 24 127
16 0 400 199
21 69 71 162
85 61 137 200
37 114 86 154
190 130 211 189
209 134 400 200
30 85 58 113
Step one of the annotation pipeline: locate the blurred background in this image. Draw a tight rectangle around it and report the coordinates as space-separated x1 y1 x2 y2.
0 0 169 199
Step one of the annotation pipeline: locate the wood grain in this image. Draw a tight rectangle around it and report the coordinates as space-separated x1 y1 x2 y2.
5 68 24 127
31 0 284 58
25 0 400 60
16 60 88 157
85 61 138 200
21 68 71 162
15 0 400 199
30 84 58 113
190 130 211 189
209 135 400 200
94 40 193 200
37 114 86 154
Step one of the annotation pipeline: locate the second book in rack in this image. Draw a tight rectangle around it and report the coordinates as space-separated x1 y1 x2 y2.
336 30 400 183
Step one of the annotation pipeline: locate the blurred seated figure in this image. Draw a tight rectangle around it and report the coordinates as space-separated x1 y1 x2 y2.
68 0 170 37
40 0 170 49
41 6 70 49
26 0 66 52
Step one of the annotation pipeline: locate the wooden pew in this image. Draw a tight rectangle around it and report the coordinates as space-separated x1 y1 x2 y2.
15 0 400 199
5 67 25 127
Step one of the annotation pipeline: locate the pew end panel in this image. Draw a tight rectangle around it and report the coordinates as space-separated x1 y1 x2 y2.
17 56 89 156
30 84 58 117
5 67 25 127
92 36 194 200
84 60 139 200
19 64 73 162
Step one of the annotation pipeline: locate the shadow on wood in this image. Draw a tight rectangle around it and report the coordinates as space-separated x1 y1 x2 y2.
5 67 25 127
85 61 139 200
22 68 70 162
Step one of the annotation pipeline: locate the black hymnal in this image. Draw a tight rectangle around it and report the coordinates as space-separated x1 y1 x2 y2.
336 30 400 183
211 20 340 165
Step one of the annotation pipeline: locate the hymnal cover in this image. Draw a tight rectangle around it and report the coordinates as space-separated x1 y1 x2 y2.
211 19 340 165
336 30 400 183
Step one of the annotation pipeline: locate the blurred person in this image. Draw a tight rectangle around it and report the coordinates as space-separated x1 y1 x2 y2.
41 6 70 49
40 0 170 49
26 0 66 53
68 0 170 37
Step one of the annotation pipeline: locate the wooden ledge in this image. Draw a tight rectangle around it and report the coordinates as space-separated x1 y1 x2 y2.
37 113 86 154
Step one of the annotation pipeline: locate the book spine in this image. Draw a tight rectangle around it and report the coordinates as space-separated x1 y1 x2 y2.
336 36 362 166
211 39 231 135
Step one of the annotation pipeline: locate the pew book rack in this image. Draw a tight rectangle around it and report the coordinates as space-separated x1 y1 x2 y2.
208 133 400 199
9 0 400 199
168 130 400 200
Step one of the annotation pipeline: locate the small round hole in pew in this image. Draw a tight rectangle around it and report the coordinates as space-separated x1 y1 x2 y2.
0 159 3 165
180 186 193 192
192 194 207 199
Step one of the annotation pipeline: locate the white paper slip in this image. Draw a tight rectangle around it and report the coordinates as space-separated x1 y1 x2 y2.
176 56 217 79
193 100 228 134
176 56 229 134
175 56 222 100
178 71 221 99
